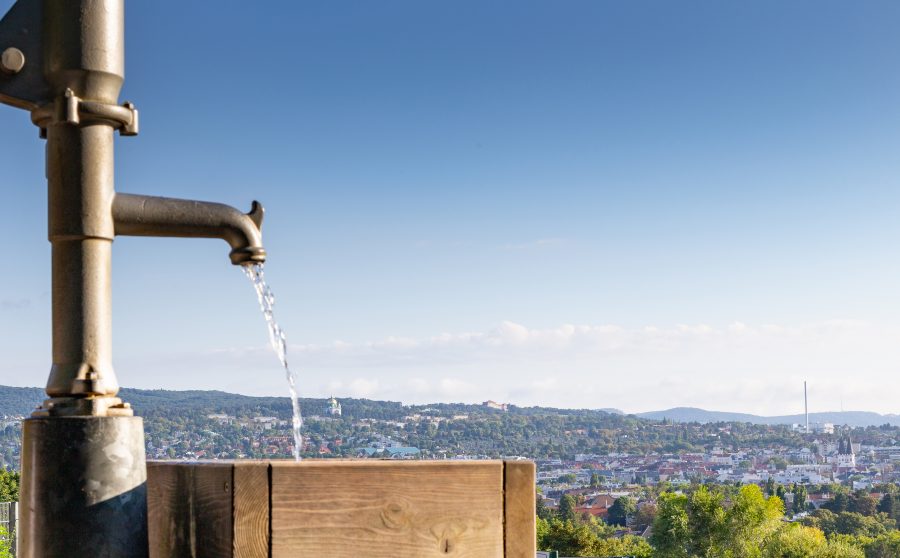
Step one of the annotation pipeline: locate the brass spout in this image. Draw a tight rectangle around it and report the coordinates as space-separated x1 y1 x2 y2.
113 194 266 265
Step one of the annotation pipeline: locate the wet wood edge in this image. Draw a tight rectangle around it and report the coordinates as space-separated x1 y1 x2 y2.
503 460 536 558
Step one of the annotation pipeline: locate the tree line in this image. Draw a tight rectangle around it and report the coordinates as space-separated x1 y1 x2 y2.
538 483 900 557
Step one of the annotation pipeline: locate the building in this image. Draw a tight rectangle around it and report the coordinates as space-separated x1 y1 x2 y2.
325 396 342 417
832 433 856 469
483 400 509 412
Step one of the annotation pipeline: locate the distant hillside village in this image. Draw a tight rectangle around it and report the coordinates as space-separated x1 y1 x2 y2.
0 387 898 554
0 386 896 468
538 431 874 520
0 387 894 478
192 398 510 459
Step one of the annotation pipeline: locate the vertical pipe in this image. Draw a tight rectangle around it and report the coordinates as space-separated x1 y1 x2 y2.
19 2 146 555
43 0 125 105
45 123 118 398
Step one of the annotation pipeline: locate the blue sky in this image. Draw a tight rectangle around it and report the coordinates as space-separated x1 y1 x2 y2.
1 1 900 414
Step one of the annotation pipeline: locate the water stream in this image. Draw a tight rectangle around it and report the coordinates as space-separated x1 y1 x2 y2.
243 263 303 460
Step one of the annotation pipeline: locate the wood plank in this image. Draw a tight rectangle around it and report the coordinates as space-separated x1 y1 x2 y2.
271 460 504 558
191 462 235 558
147 461 236 558
148 462 193 558
233 462 270 558
503 460 536 558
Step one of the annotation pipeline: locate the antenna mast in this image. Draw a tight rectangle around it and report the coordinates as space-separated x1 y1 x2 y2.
804 381 809 434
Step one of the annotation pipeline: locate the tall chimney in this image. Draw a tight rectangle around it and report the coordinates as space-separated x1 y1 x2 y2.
804 381 809 434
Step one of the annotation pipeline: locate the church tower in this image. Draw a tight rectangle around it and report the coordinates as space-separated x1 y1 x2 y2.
325 396 342 417
836 431 856 468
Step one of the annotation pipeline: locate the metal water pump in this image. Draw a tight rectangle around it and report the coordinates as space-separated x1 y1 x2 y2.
0 1 266 555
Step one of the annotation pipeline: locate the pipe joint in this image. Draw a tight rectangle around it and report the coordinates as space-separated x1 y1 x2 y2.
31 88 138 137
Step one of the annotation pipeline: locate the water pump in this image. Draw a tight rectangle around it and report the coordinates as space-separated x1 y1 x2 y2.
0 1 266 555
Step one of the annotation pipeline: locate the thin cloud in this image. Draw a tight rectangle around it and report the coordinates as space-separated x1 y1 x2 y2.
114 319 900 416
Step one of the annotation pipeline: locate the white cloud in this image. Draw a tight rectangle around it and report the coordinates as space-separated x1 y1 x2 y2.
346 378 379 398
115 319 900 416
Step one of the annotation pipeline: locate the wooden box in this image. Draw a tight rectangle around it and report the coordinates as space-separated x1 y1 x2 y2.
147 460 535 558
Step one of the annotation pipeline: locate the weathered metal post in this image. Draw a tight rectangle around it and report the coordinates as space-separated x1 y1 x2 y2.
0 1 266 555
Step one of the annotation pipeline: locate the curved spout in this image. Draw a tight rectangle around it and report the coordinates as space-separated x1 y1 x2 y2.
112 193 266 265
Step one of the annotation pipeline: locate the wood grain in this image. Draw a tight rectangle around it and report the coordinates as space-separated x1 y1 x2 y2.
148 461 192 558
234 462 270 558
149 460 532 557
191 462 234 557
503 460 536 558
148 461 234 558
270 460 505 558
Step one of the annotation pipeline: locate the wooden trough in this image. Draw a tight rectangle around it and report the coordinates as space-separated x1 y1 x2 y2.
147 459 535 558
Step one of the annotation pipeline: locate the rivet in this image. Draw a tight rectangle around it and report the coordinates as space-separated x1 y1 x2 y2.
1 47 25 74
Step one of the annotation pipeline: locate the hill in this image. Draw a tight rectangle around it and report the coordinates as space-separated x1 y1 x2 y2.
0 386 894 428
0 385 897 466
637 407 900 427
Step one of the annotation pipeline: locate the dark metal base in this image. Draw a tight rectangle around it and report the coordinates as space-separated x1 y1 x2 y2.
19 416 148 558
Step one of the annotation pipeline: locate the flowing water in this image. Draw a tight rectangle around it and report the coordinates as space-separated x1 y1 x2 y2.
243 263 303 460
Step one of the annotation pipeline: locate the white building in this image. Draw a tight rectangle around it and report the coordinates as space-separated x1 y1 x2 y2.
830 434 856 469
325 396 342 417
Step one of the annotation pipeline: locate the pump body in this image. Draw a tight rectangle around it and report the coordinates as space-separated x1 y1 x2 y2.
0 1 266 555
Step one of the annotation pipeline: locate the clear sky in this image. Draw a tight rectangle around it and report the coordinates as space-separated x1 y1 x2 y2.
0 0 899 415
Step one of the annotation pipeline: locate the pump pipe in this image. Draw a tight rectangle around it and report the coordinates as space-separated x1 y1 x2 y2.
0 0 267 554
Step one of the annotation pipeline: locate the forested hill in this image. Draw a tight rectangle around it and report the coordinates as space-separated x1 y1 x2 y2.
637 407 900 427
0 384 626 422
0 385 896 428
0 387 45 416
1 385 900 463
0 385 409 420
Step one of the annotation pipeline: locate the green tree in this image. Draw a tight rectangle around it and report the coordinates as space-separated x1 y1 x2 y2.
804 509 893 538
593 535 654 558
0 525 11 558
537 518 596 556
821 538 866 558
877 493 894 519
536 492 553 521
723 484 783 558
590 472 602 489
824 491 850 513
0 469 18 503
537 517 614 557
557 494 577 523
765 523 867 558
864 530 900 558
536 516 549 549
687 485 726 557
849 490 878 517
792 484 808 515
607 496 637 527
650 492 690 558
634 501 658 530
764 523 828 557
